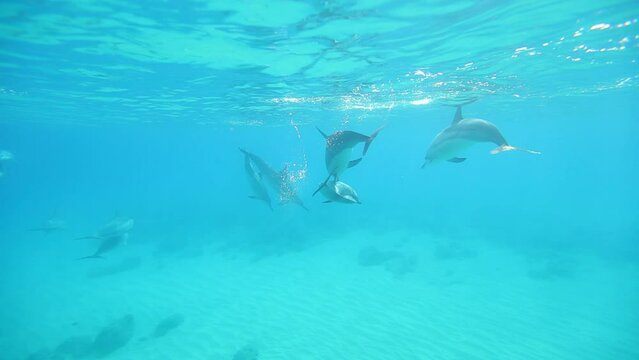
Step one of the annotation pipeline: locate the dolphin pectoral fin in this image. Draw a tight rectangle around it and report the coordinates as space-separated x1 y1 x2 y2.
490 145 541 155
348 158 362 168
448 157 466 163
316 127 329 139
322 200 332 203
363 126 384 156
312 174 332 197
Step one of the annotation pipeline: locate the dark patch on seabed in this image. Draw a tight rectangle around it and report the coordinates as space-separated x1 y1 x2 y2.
27 314 135 360
358 245 419 279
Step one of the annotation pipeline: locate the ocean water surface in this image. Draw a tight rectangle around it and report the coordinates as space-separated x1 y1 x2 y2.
1 1 638 359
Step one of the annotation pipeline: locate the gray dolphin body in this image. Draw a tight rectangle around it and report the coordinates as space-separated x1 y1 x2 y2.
423 101 540 166
317 127 382 180
77 218 134 259
240 149 273 210
239 148 307 210
319 180 361 204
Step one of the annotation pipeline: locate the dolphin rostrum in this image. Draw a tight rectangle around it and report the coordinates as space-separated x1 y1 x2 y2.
240 148 273 210
238 148 308 210
319 180 361 204
423 100 540 166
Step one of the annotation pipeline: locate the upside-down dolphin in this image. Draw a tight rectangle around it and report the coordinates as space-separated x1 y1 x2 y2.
423 100 540 166
313 127 382 196
239 148 308 210
317 127 382 179
240 148 273 210
319 180 361 204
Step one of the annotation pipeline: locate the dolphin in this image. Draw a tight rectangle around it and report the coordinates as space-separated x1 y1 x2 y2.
423 100 540 166
78 233 128 260
30 218 66 234
75 217 134 240
317 127 383 180
240 148 273 210
319 180 361 204
238 148 308 210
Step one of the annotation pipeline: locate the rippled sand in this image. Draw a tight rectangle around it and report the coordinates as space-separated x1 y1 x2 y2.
4 229 638 360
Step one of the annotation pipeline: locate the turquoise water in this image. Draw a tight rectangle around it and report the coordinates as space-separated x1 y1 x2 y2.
1 1 639 359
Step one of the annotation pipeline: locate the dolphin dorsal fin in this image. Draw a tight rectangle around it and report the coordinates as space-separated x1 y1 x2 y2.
316 127 329 139
452 106 463 124
450 98 478 125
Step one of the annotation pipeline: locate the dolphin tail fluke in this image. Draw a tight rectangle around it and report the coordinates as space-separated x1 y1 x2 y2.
363 126 384 156
316 127 329 139
312 174 333 197
490 145 541 155
78 254 104 260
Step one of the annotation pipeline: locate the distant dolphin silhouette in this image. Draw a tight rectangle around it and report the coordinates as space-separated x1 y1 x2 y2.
75 218 134 241
239 148 308 210
78 233 128 260
30 218 66 235
423 99 540 166
319 180 361 204
240 148 273 210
